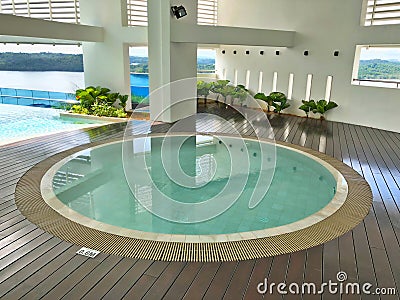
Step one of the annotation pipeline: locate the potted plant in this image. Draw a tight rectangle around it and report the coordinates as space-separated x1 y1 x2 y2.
299 100 317 118
315 99 338 119
210 80 230 105
269 92 290 114
254 92 273 112
233 85 248 106
299 99 338 119
197 80 213 105
219 85 237 106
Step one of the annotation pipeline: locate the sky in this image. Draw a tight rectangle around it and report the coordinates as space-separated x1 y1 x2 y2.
0 44 83 54
359 47 400 60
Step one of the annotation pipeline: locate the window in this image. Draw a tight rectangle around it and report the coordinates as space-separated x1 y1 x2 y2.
363 0 400 26
127 0 147 27
126 0 218 27
197 48 216 74
352 45 400 88
198 0 218 26
0 0 80 24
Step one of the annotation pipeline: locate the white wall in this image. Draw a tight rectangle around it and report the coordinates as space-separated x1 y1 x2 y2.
216 0 400 133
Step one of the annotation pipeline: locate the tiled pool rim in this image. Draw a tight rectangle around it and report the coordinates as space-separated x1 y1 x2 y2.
15 133 373 262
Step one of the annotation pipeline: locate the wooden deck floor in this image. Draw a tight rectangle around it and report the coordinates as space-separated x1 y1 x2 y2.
0 104 399 299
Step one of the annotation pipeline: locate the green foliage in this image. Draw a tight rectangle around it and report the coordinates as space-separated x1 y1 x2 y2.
270 92 289 114
118 94 129 108
358 59 400 80
210 80 230 104
197 80 213 99
254 92 273 111
0 52 83 72
300 99 338 118
254 91 289 113
70 105 89 115
197 80 251 106
129 56 215 73
210 80 230 93
91 103 127 118
315 99 338 115
219 85 237 104
299 100 316 117
233 85 248 105
73 86 129 118
130 63 149 73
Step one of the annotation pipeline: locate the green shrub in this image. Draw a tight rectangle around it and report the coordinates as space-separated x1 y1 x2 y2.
91 103 127 118
70 105 89 115
72 86 129 118
300 99 338 118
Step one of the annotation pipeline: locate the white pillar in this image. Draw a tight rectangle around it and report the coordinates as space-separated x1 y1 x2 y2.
148 0 198 123
80 0 132 110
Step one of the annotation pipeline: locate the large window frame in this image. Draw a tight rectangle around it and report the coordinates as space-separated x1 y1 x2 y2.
0 0 80 23
362 0 400 26
352 44 400 89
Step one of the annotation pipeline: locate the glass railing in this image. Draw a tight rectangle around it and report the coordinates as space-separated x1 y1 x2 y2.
0 88 78 108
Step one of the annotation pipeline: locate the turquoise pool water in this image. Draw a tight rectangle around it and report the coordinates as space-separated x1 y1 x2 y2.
52 135 337 235
0 104 106 144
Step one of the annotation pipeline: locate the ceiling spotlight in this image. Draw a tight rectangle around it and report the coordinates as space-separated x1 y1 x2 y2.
171 5 187 19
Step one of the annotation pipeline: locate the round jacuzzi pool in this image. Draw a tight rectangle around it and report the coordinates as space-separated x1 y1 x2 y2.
41 134 348 242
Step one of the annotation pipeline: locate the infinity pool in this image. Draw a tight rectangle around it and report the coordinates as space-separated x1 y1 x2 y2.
0 104 107 145
42 135 347 239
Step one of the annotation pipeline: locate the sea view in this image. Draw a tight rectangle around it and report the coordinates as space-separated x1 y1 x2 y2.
0 71 85 93
0 71 151 94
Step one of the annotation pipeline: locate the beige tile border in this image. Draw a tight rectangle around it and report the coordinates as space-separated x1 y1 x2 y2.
15 133 373 262
60 112 128 123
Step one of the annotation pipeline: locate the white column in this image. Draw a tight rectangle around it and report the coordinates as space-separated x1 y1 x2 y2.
148 0 198 123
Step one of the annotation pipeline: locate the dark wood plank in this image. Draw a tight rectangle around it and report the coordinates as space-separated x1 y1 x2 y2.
203 261 238 300
182 262 221 299
58 255 123 299
163 262 203 300
0 242 73 298
102 259 154 300
283 251 307 300
79 257 137 300
243 257 273 300
223 259 256 299
142 262 186 300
